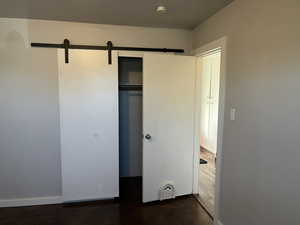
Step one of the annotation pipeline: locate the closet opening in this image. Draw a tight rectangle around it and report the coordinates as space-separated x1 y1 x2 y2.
118 56 143 203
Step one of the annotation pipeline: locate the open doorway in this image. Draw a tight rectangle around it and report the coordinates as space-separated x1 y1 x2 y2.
196 50 221 218
118 57 143 203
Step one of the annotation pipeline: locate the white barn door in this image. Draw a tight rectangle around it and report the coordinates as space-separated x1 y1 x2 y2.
58 49 119 202
143 53 196 203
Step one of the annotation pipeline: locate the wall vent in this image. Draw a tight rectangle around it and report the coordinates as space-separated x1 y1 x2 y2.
159 183 176 201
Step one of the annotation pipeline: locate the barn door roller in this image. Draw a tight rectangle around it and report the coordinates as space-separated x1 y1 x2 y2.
31 39 184 65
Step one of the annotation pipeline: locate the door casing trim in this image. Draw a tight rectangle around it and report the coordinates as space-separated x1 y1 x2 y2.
191 37 227 225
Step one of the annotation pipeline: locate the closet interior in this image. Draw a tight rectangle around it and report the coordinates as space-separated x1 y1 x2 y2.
118 57 143 202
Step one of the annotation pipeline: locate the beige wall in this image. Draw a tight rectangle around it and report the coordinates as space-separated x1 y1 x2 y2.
0 18 192 201
193 0 300 224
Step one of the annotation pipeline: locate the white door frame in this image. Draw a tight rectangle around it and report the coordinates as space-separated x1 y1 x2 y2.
192 37 227 225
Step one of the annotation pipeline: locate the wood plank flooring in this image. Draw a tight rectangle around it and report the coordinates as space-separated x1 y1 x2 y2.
0 177 213 225
197 147 216 217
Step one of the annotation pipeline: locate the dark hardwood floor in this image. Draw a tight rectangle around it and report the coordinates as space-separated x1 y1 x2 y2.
0 177 213 225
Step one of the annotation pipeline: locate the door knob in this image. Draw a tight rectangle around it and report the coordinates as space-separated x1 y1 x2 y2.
145 134 152 140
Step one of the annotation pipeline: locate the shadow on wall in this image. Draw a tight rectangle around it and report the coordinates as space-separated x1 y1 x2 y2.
0 18 30 48
4 30 27 48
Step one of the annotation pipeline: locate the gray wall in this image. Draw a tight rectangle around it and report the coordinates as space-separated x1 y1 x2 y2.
0 18 192 200
193 0 300 224
0 42 61 199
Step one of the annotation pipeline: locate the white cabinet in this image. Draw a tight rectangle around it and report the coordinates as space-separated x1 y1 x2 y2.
200 51 221 154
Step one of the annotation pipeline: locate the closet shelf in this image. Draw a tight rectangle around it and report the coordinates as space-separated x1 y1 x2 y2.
119 84 143 91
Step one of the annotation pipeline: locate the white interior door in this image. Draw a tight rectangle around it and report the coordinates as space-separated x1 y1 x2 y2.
58 49 119 202
208 52 221 154
200 51 221 154
200 55 212 151
143 53 196 203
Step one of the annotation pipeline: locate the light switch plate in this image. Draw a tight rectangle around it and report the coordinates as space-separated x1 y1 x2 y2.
230 108 236 121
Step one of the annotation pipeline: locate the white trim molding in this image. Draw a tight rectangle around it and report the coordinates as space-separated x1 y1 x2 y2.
216 220 224 225
192 36 227 223
191 37 227 56
0 196 62 208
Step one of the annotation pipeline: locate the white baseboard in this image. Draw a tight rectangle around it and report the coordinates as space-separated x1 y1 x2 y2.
0 196 62 208
215 220 223 225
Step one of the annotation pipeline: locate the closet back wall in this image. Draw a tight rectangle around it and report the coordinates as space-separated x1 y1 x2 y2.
0 17 192 204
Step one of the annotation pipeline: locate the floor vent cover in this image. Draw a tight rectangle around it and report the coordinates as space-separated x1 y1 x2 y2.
159 183 176 201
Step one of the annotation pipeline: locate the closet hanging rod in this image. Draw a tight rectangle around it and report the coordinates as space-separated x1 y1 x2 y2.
31 39 184 65
119 84 143 91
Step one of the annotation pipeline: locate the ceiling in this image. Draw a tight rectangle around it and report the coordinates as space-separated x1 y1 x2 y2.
0 0 233 29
